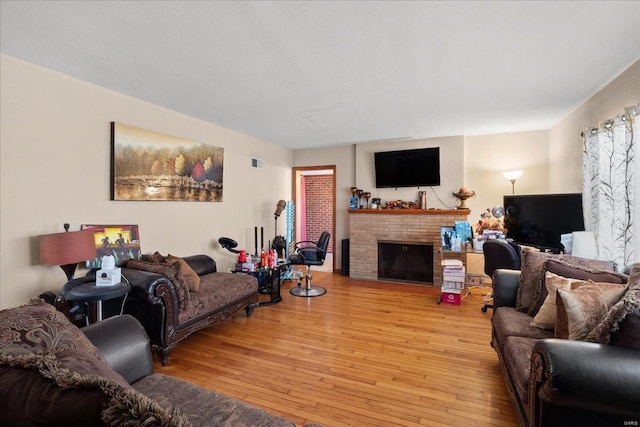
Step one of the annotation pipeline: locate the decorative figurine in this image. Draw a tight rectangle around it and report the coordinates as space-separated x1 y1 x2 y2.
452 187 475 210
349 187 359 209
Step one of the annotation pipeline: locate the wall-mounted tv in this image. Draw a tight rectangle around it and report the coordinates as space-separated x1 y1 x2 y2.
504 193 584 251
374 147 440 188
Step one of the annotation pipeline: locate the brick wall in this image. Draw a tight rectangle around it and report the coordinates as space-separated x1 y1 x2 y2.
304 175 333 253
349 210 469 285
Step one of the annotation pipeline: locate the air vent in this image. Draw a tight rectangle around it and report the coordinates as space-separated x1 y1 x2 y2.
251 157 263 169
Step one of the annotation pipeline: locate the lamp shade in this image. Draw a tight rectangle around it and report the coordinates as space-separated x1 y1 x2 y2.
39 230 97 266
502 170 523 181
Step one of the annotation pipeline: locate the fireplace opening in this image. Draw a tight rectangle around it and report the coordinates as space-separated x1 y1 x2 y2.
378 242 434 284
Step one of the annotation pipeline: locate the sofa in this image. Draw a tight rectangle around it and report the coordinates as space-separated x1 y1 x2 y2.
116 253 259 365
490 250 640 427
0 300 321 426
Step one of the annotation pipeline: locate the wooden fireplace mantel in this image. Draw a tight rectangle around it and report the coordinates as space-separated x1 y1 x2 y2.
348 208 469 215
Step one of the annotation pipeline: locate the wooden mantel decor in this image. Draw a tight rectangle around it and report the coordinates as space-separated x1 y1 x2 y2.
348 208 469 215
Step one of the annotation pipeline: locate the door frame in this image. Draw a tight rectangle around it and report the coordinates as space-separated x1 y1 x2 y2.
292 165 336 272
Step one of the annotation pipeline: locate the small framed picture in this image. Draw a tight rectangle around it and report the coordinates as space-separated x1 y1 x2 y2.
81 224 142 268
440 226 455 249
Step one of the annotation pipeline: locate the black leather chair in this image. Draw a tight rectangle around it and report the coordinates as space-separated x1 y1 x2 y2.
482 239 521 312
289 231 330 297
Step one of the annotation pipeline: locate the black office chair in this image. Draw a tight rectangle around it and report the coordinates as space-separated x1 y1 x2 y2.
481 239 522 312
289 231 330 297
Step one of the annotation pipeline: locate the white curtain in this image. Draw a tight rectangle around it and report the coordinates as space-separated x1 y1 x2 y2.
583 105 638 268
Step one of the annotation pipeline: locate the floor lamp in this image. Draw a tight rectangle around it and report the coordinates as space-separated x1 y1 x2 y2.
503 170 523 195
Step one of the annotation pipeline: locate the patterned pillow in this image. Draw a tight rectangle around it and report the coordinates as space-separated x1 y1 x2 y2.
532 258 627 315
137 253 201 293
0 350 190 427
586 264 640 347
0 300 104 361
530 272 586 330
515 250 616 315
555 281 627 340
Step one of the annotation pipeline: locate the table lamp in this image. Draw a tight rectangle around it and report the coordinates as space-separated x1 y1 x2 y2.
39 224 97 281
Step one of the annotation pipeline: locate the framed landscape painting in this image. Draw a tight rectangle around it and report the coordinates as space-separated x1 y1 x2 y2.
111 122 224 201
81 224 142 268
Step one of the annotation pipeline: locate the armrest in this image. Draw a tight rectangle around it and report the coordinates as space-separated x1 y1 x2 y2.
82 315 154 384
531 339 640 419
183 254 217 275
119 267 176 305
492 269 520 309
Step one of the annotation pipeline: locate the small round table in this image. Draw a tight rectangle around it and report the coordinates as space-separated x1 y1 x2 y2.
62 279 131 324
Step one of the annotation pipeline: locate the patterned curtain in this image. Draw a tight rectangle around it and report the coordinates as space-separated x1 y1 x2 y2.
582 105 637 267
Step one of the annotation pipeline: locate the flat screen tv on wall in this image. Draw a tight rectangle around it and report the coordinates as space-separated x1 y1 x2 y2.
504 193 584 251
374 147 440 188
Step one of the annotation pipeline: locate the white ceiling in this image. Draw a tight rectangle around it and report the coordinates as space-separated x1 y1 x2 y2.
1 1 639 149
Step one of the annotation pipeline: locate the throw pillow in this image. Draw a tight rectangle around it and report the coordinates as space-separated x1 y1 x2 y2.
166 254 201 293
57 349 130 388
531 258 628 315
530 272 586 330
586 264 640 347
139 251 167 264
515 250 616 315
0 300 107 361
555 281 627 340
609 310 640 349
125 259 190 309
0 350 191 427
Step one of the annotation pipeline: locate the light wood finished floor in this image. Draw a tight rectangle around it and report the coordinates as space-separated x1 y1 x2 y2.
155 272 518 427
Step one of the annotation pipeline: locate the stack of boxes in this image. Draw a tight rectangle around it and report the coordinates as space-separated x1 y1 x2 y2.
441 259 465 305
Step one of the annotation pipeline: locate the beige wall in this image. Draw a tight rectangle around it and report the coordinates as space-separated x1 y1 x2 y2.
2 55 638 308
549 60 640 193
548 59 640 259
0 55 292 308
464 130 550 216
293 61 640 268
354 136 465 210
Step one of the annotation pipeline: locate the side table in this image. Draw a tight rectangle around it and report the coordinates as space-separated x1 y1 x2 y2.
233 263 287 306
62 277 131 324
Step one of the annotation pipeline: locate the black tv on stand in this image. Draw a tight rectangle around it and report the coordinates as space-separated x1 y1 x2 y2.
503 193 585 253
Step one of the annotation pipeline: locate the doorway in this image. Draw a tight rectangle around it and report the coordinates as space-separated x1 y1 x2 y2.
292 166 336 272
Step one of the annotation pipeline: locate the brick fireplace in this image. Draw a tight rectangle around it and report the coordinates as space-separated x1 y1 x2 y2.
348 209 469 285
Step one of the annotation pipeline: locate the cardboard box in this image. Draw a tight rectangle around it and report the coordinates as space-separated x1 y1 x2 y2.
441 291 462 305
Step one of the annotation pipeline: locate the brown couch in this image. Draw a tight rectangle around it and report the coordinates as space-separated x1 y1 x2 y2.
0 301 321 426
491 250 640 427
118 254 259 365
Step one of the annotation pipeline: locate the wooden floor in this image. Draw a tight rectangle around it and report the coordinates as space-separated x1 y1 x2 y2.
155 272 518 427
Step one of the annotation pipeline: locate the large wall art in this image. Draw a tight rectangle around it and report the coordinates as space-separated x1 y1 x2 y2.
111 122 224 201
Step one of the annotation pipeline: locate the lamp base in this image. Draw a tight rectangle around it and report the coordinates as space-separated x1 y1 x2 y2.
60 263 78 282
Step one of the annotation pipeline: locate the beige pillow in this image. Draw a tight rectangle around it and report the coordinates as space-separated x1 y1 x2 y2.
531 272 588 330
516 250 616 315
555 281 627 340
166 254 201 293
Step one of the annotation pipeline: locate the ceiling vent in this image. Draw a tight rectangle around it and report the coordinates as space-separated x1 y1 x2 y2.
251 157 263 169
